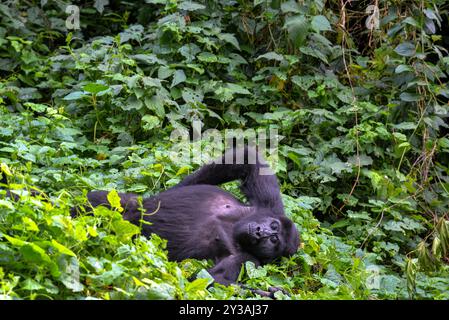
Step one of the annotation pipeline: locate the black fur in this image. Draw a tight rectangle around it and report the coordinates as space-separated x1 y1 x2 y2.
71 146 300 286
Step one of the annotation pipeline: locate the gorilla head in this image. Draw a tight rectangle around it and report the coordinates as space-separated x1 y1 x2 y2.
233 210 300 263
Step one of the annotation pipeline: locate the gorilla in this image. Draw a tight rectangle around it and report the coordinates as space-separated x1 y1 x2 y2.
72 146 300 286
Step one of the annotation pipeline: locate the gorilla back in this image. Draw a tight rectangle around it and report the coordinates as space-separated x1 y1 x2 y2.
72 147 300 285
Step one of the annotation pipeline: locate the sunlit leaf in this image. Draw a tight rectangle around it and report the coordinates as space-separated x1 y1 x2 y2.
107 190 124 213
83 83 109 94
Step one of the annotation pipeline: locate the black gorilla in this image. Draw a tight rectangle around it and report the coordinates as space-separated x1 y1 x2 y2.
72 146 300 285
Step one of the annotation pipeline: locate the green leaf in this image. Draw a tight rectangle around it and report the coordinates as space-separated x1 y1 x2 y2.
393 122 417 130
133 54 165 65
383 220 404 232
438 137 449 149
284 15 309 47
171 69 186 88
3 234 26 246
63 91 86 101
281 0 301 13
400 92 420 102
182 88 204 103
347 154 373 167
226 83 251 95
255 52 284 61
300 46 328 63
142 115 161 131
395 65 413 73
83 83 109 94
144 94 165 118
311 15 331 32
331 219 351 229
217 33 240 50
24 102 47 112
185 278 209 293
22 278 44 291
142 77 162 88
111 220 140 240
245 261 267 279
51 239 77 257
107 190 124 212
158 66 175 80
197 52 218 63
0 199 14 209
178 1 205 11
58 256 84 292
127 184 148 193
322 155 352 175
0 163 12 177
403 17 419 27
186 63 204 74
20 243 52 264
22 217 39 232
18 87 42 100
124 95 143 111
394 42 416 57
195 269 215 286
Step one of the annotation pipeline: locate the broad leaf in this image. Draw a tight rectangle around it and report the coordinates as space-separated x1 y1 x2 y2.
171 70 186 88
394 42 416 57
63 91 86 100
311 15 332 32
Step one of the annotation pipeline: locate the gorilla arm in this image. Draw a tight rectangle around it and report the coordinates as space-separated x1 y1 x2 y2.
208 252 286 299
174 146 285 215
208 252 260 286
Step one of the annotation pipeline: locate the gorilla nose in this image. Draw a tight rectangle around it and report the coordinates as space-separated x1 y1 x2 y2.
249 223 273 239
255 226 271 238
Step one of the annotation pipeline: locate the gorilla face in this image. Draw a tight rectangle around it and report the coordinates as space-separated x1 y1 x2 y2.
233 210 300 263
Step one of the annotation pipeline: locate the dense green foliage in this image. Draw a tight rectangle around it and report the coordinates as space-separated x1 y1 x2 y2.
1 0 449 299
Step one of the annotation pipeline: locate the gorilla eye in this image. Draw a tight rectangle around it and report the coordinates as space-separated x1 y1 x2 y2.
270 235 278 243
270 221 279 231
